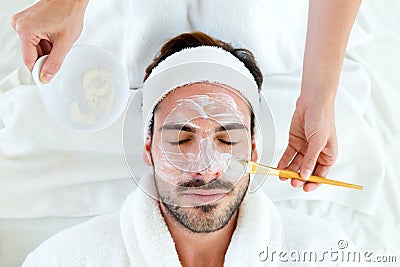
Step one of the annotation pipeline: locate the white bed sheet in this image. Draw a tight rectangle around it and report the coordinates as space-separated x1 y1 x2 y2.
0 1 399 266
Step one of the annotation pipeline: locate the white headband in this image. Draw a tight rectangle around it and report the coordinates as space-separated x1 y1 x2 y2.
141 46 261 136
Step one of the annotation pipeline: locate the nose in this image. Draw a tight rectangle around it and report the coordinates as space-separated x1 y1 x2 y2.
189 138 224 183
192 162 224 184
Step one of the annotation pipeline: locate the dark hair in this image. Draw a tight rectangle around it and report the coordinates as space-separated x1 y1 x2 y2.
144 31 263 89
145 31 263 137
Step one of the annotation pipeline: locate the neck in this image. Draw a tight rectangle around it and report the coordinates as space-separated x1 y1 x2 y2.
160 203 238 267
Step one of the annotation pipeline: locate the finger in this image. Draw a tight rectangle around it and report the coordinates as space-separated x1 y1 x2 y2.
287 152 303 172
286 156 305 188
40 37 72 83
313 163 332 179
283 152 303 183
278 145 296 169
291 179 305 188
20 41 39 71
303 162 325 192
278 145 296 181
299 137 324 180
303 182 320 192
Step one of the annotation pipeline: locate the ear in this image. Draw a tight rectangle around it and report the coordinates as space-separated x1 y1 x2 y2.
251 137 258 162
143 134 153 166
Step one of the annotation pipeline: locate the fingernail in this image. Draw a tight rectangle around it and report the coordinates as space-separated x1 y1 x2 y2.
301 169 311 180
40 72 53 84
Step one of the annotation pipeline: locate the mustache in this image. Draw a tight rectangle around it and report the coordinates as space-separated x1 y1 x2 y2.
177 178 233 192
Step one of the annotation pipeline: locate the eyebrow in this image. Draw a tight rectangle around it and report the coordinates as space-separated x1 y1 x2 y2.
215 123 248 133
159 122 248 133
160 124 198 133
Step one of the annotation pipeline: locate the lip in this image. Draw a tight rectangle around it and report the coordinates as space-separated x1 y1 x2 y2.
183 189 229 195
181 189 229 204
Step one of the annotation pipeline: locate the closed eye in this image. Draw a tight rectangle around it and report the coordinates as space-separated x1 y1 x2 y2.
217 139 238 145
169 139 192 145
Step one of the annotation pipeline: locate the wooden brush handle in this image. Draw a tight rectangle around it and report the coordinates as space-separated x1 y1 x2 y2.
278 169 363 190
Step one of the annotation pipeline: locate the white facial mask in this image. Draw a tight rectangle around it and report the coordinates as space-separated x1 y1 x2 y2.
154 92 252 186
165 93 246 125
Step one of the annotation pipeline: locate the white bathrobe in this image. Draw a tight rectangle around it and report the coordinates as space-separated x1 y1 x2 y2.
22 174 357 267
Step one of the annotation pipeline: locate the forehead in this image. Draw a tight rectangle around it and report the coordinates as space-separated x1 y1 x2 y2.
155 83 251 122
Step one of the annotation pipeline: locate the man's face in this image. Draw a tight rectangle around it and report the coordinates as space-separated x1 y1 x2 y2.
144 83 258 233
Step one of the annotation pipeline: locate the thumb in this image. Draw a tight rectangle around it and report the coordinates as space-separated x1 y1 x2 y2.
300 137 324 180
40 39 72 83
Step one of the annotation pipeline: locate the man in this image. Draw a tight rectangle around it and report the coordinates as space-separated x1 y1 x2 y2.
22 32 355 267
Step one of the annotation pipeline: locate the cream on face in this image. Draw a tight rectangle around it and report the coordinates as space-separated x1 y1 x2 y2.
150 83 254 207
160 94 249 173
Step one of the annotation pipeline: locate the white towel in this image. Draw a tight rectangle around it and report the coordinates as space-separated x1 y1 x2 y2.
22 173 357 267
122 0 371 88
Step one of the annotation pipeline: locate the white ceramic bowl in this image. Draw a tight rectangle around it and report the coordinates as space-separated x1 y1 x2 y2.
32 45 129 131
